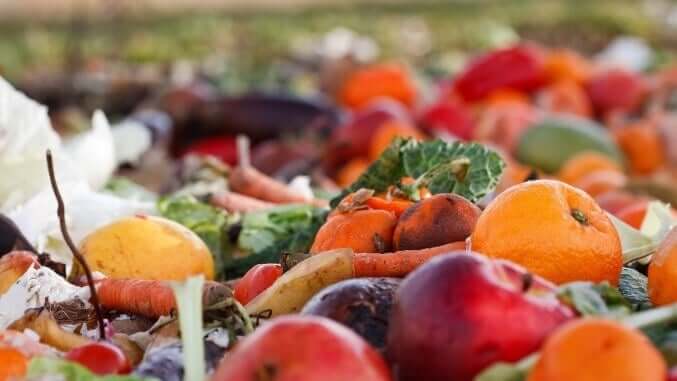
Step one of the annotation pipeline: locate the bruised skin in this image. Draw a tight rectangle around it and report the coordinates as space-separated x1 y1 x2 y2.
310 209 398 254
393 194 480 251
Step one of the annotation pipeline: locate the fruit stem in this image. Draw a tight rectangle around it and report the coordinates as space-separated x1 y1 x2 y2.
46 150 107 341
571 209 588 225
622 302 677 329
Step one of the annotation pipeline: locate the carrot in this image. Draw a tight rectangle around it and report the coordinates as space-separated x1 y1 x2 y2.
352 241 466 278
211 191 276 213
97 279 230 317
229 166 328 207
365 196 414 217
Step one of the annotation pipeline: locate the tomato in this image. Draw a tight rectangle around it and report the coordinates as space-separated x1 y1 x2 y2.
65 342 131 375
585 68 647 115
454 44 546 102
234 264 284 305
419 101 475 140
181 135 238 165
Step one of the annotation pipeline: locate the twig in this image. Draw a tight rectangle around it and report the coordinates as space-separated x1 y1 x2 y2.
46 150 107 340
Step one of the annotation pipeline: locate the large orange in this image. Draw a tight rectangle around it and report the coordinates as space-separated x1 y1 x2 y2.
648 227 677 306
471 180 622 285
528 318 666 381
557 151 623 185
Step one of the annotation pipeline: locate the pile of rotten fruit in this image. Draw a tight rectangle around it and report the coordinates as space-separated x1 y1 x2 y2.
1 42 677 381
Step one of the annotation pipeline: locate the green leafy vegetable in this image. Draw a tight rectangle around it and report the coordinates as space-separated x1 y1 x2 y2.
158 195 229 278
557 281 631 317
27 357 155 381
618 267 652 311
171 275 206 381
104 177 157 202
332 138 505 206
226 204 327 278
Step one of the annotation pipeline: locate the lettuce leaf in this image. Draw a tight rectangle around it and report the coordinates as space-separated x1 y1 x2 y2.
170 275 206 381
226 204 327 278
27 357 155 381
331 138 505 206
158 196 229 278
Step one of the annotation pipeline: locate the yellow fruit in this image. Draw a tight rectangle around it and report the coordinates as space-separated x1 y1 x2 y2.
74 216 214 281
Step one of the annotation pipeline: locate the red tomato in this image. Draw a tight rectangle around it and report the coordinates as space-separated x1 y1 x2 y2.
234 263 283 305
585 68 647 114
419 101 475 140
182 135 238 165
65 342 131 375
454 44 546 102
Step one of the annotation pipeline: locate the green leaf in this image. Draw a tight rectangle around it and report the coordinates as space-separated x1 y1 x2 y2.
225 204 328 278
558 281 631 317
104 177 157 202
618 267 652 311
331 138 505 206
170 275 206 381
158 195 229 278
27 357 156 381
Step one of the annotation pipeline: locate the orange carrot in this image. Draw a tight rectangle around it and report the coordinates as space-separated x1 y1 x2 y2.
365 197 414 217
229 166 328 207
353 241 466 278
97 279 229 317
211 191 276 213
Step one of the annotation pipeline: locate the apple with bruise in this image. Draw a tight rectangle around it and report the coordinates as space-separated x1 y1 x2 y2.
387 252 575 381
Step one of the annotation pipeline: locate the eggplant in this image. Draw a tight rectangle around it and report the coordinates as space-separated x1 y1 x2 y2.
169 93 340 156
301 277 400 352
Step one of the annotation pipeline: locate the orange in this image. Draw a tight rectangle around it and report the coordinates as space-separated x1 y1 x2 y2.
471 180 622 285
368 120 425 160
614 121 666 175
336 158 369 187
572 170 627 198
339 63 417 110
543 49 591 84
528 318 666 381
0 347 28 381
557 151 623 185
310 209 398 254
648 227 677 306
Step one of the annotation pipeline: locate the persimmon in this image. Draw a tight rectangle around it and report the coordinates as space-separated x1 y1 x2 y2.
614 121 666 175
393 194 480 251
310 209 398 254
471 180 622 285
528 318 666 381
648 227 677 306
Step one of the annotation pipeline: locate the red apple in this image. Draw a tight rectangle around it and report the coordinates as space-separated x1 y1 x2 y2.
586 68 647 115
212 315 392 381
387 252 575 381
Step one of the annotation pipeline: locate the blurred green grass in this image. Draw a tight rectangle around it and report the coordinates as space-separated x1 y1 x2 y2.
0 0 672 79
